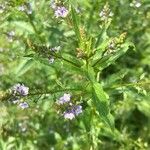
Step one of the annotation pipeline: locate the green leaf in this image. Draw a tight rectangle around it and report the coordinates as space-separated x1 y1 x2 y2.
62 61 84 75
71 6 81 43
11 21 34 33
15 58 34 76
92 82 109 115
83 64 95 82
95 19 111 48
92 82 114 130
93 43 134 70
61 53 83 67
103 69 129 88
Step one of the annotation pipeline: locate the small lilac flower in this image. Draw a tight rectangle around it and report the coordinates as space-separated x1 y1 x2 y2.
8 31 15 36
18 122 27 132
50 0 56 9
19 102 29 109
50 46 61 52
11 98 20 104
54 6 69 18
18 3 32 14
58 93 71 105
13 83 29 96
73 105 82 116
99 4 113 21
18 5 26 11
63 110 75 120
25 3 32 14
49 57 55 64
7 31 15 42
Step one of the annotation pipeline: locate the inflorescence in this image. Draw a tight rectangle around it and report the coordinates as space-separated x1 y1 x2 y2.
56 93 83 120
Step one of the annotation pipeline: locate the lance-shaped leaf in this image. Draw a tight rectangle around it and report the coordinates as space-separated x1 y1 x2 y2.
71 6 81 44
93 43 134 70
92 82 114 130
15 58 34 77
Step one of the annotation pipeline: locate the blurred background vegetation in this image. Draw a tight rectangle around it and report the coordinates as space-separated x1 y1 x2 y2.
0 0 150 149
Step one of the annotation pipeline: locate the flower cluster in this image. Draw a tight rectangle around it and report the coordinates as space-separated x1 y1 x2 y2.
54 6 69 18
57 93 71 105
13 83 29 96
56 93 83 120
50 46 61 52
11 83 29 109
63 105 82 120
19 102 29 109
104 33 126 55
50 1 68 18
48 46 61 64
7 31 15 42
11 98 29 109
18 2 32 14
49 57 55 64
50 0 56 9
99 4 113 21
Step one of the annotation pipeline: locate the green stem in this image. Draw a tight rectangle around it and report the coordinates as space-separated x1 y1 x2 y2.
112 81 150 88
28 88 82 96
51 52 81 68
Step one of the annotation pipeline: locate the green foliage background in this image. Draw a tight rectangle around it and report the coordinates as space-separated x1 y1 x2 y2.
0 0 150 149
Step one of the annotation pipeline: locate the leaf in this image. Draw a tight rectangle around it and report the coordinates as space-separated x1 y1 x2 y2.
93 82 109 115
92 82 114 130
15 58 34 76
103 69 129 88
94 43 134 70
11 21 34 33
92 20 111 61
62 61 84 75
83 64 95 82
71 6 81 43
95 20 111 48
61 53 83 67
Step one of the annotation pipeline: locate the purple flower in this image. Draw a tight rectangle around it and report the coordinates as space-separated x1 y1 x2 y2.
11 98 20 104
13 83 29 96
63 110 75 120
57 93 71 105
63 105 82 120
54 6 69 18
19 102 29 109
50 0 56 9
50 46 61 52
7 31 15 42
18 3 32 14
49 57 55 64
73 105 82 116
